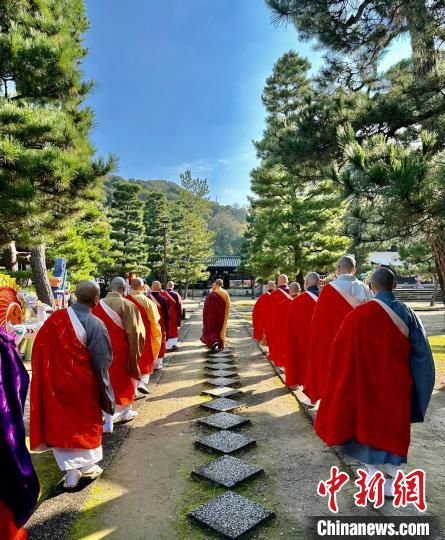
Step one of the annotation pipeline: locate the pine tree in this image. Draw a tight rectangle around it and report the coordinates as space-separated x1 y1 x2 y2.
245 51 348 282
108 181 147 277
0 0 113 304
143 192 168 281
47 201 113 283
168 171 214 296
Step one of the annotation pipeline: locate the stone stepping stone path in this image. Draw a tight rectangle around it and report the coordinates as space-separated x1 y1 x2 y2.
205 377 241 387
196 430 256 454
188 491 275 539
192 455 263 488
188 344 275 538
200 397 244 413
201 387 243 399
205 369 239 378
198 412 250 430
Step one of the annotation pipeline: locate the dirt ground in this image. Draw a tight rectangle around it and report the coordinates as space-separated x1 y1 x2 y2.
57 305 445 540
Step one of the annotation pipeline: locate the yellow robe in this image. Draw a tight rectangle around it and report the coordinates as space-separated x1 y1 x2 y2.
128 290 162 360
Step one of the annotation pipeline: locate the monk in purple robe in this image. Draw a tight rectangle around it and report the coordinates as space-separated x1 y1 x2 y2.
0 327 39 538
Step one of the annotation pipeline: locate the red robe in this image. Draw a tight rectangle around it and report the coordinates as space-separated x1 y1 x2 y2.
161 290 179 339
285 291 317 388
315 300 412 457
303 284 358 403
0 501 27 540
252 292 271 343
264 288 292 367
126 295 155 376
30 309 102 449
92 302 133 406
201 291 226 349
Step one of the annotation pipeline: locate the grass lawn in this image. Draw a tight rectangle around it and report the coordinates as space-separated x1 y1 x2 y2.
429 335 445 388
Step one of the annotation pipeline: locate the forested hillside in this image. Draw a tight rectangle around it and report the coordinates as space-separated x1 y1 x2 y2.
107 176 247 255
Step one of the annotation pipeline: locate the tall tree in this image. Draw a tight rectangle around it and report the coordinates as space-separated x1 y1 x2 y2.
268 0 445 289
245 51 348 282
0 0 113 304
168 171 214 296
47 201 113 283
109 181 147 277
143 192 168 281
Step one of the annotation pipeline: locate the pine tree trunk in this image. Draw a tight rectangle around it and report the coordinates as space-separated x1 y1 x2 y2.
405 0 437 79
430 234 445 297
2 240 18 271
184 282 188 300
30 244 54 307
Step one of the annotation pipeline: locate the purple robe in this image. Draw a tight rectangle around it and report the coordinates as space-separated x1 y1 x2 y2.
0 328 39 528
150 291 171 339
166 289 182 327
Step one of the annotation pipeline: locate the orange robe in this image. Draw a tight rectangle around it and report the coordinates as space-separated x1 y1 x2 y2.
0 501 27 540
30 309 103 449
92 302 133 406
252 291 271 343
264 288 292 367
304 284 360 403
284 291 317 388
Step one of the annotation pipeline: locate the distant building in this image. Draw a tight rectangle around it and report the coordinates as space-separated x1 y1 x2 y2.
203 256 252 289
369 246 403 267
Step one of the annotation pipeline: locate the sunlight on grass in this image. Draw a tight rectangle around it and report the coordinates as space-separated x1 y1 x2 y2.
26 437 61 502
429 335 445 386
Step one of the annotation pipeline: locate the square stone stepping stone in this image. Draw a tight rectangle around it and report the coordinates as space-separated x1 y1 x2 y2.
205 362 236 371
206 356 235 364
201 387 242 399
200 397 244 413
188 491 275 539
208 351 233 358
198 412 250 430
205 377 240 387
205 369 239 378
196 430 256 454
192 455 263 488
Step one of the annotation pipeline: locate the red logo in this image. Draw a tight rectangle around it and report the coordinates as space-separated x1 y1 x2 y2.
354 468 385 509
317 466 350 513
393 469 427 512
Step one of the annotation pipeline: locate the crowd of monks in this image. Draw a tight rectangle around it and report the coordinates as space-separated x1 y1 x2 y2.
253 256 435 496
0 257 438 537
0 276 184 538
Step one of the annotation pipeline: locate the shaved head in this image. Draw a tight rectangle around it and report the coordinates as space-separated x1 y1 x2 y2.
278 274 288 286
131 278 144 290
267 280 275 291
305 272 320 288
167 281 174 289
75 280 100 305
371 267 395 293
152 281 162 292
215 278 223 287
289 282 301 297
110 277 127 294
337 256 356 275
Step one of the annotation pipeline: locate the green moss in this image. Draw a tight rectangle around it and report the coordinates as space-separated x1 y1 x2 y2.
30 450 61 503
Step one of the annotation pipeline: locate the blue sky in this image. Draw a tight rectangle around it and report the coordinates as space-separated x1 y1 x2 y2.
83 1 410 206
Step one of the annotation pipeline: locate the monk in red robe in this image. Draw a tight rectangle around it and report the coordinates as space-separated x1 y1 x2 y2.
285 272 320 390
252 280 275 344
315 268 435 495
165 280 183 350
304 256 373 404
264 274 292 367
93 277 145 433
150 281 170 369
201 279 231 351
31 280 114 489
127 278 162 395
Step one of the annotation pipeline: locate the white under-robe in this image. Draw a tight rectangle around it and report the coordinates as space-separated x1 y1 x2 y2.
53 446 102 471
